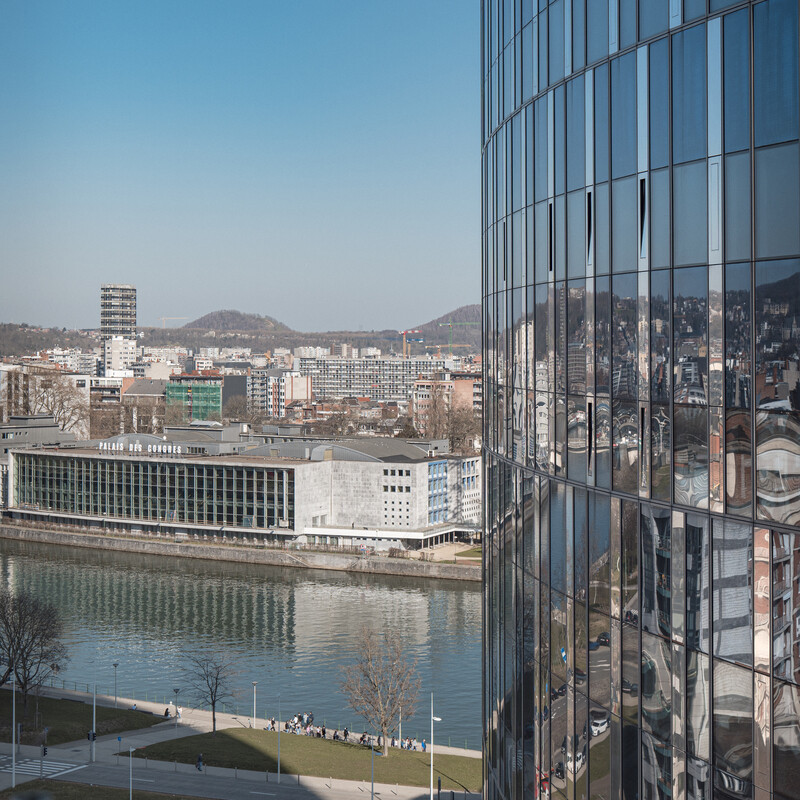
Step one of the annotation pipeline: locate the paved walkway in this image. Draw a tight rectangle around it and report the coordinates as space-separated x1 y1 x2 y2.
0 687 481 799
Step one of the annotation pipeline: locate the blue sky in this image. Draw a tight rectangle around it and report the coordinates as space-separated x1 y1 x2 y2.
0 1 479 332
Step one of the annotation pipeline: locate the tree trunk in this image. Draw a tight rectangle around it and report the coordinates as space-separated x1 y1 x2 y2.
382 725 389 756
212 703 216 734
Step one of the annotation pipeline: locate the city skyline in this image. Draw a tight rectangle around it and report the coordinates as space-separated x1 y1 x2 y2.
0 0 479 332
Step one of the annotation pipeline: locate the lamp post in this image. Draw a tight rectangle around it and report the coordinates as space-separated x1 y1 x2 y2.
113 662 119 709
92 672 97 763
173 688 180 730
252 681 258 723
129 746 135 800
430 692 441 800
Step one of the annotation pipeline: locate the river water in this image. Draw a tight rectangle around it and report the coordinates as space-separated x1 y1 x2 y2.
0 537 482 748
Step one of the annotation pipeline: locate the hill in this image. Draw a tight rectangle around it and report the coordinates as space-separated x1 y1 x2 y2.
184 310 290 332
415 304 481 352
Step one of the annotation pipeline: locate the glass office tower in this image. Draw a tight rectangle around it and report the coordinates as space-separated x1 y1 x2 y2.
481 0 800 798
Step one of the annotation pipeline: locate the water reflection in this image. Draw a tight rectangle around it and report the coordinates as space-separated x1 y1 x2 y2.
0 538 481 743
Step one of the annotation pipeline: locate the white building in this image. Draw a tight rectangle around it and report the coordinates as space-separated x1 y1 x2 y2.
249 369 312 418
103 336 137 374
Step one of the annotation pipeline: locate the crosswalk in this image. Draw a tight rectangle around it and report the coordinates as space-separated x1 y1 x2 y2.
0 754 87 778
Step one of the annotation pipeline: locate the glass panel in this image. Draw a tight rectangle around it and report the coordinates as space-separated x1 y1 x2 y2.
649 39 669 171
712 519 753 666
773 530 800 682
756 412 800 526
613 400 639 494
568 190 587 278
589 704 612 800
589 492 611 616
549 0 565 85
773 679 800 797
724 9 750 154
672 23 707 165
595 65 610 184
753 0 799 148
641 504 671 638
612 176 638 273
535 97 548 203
640 0 668 40
641 631 672 744
596 276 611 395
673 265 708 406
686 513 710 653
596 397 612 488
673 161 708 267
673 641 686 752
712 658 754 788
613 272 638 400
568 280 587 394
551 481 567 595
754 142 800 259
569 395 588 482
587 0 609 65
595 182 610 275
555 86 566 198
652 403 671 501
621 500 639 623
674 405 709 508
567 76 586 193
686 754 712 800
611 52 637 179
651 268 671 404
621 722 640 800
725 153 751 263
687 650 711 761
753 528 770 674
650 169 670 269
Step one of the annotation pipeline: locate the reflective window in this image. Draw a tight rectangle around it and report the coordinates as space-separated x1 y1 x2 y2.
595 183 610 275
589 492 611 615
724 9 750 153
772 531 800 682
754 0 799 148
651 404 671 501
535 97 548 203
673 266 708 405
686 513 710 653
674 405 708 508
687 650 711 761
673 161 708 266
641 731 671 800
641 505 671 638
650 169 670 269
588 706 612 800
568 280 587 394
651 269 671 404
641 631 672 743
672 24 707 165
712 520 753 666
612 400 639 493
621 500 639 621
725 153 751 262
754 142 800 259
555 87 566 199
611 52 637 179
595 65 610 185
596 276 611 395
574 489 588 601
773 679 800 797
549 0 565 85
612 272 638 400
649 39 670 171
712 659 753 784
612 177 638 273
567 76 586 193
568 191 586 278
640 0 668 41
686 754 712 800
587 0 609 65
551 481 567 594
621 722 640 799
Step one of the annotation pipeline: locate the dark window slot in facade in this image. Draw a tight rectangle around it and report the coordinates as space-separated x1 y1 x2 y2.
548 201 554 272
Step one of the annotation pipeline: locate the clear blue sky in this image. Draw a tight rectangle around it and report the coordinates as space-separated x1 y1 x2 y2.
0 1 479 332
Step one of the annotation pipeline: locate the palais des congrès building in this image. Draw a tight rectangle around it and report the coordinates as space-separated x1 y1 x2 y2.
481 0 800 799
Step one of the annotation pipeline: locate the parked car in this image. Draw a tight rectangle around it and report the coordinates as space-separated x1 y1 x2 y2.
597 632 610 646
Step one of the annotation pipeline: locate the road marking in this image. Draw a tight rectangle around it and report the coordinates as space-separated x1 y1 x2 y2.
250 793 276 796
134 778 155 782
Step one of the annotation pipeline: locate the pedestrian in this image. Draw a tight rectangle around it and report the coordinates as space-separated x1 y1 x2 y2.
177 707 182 720
164 707 170 718
412 737 418 750
344 727 349 742
422 738 427 752
321 725 327 739
391 736 396 748
196 753 203 772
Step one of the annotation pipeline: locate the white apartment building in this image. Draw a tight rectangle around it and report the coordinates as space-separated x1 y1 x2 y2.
294 355 454 402
103 336 137 374
249 369 312 418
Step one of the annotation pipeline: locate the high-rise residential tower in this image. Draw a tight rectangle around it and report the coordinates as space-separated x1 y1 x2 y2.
100 284 137 340
481 1 800 799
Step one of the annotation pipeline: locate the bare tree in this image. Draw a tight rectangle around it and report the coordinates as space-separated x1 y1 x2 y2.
340 627 420 756
447 406 481 454
0 590 68 712
24 368 89 437
184 652 238 734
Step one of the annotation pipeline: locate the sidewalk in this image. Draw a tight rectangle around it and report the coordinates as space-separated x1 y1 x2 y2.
0 687 482 799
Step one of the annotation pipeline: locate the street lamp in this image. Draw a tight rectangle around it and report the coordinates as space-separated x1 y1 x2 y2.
173 688 180 730
11 668 16 788
112 662 119 709
252 681 258 724
430 692 441 800
277 693 281 784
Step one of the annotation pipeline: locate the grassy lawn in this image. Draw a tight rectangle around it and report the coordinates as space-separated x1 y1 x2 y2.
456 547 482 559
0 780 202 799
137 728 482 791
0 692 164 746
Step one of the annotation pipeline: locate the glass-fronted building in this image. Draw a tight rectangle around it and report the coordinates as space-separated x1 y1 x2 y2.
481 0 800 798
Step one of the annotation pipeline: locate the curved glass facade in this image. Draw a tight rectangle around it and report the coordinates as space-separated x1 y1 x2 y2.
481 0 800 798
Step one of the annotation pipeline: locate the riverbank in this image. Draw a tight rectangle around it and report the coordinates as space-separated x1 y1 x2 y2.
0 522 481 582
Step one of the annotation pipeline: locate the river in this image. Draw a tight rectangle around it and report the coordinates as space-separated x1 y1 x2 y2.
0 537 482 748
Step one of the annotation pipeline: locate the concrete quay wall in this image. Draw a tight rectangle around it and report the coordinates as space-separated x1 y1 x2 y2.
0 523 482 583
